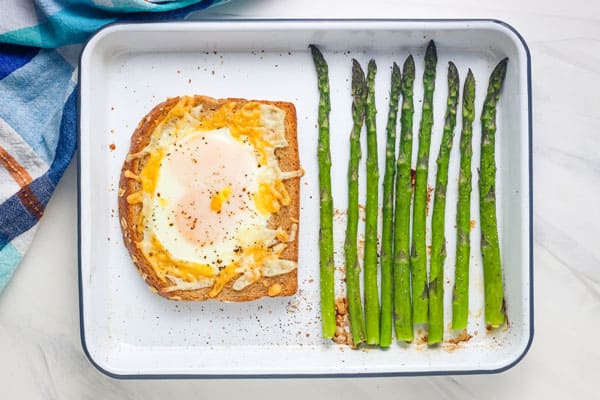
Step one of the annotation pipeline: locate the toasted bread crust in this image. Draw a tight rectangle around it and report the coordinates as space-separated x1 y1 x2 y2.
118 96 299 301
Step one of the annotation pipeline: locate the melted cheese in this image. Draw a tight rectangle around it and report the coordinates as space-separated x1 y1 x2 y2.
143 235 218 283
139 148 163 195
198 102 272 165
209 262 240 297
254 179 290 215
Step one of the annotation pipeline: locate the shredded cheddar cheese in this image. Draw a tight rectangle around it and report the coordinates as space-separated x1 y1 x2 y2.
209 262 240 297
143 235 217 283
207 246 279 297
198 102 271 165
254 179 290 215
139 148 164 195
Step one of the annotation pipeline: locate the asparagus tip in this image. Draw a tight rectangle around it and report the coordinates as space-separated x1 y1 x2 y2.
426 40 437 54
403 54 415 74
425 40 438 66
351 58 364 76
351 59 366 98
492 58 509 77
464 69 476 98
309 44 323 59
368 58 377 72
392 61 401 78
448 61 459 80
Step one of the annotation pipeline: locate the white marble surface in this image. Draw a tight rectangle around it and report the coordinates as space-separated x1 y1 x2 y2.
1 0 599 397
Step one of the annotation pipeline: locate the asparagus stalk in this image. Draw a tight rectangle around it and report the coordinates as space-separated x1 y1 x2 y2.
428 62 460 344
480 58 509 328
344 59 367 346
380 62 402 347
393 55 416 341
411 40 437 324
309 45 336 338
364 59 380 345
452 69 476 330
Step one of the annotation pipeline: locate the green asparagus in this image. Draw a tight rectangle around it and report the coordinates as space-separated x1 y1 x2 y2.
411 41 437 324
393 55 416 341
380 62 402 347
309 45 336 338
452 69 476 330
364 59 380 345
428 62 459 344
480 58 509 328
345 59 367 346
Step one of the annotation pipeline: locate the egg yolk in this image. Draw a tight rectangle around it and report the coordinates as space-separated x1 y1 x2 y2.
210 186 232 213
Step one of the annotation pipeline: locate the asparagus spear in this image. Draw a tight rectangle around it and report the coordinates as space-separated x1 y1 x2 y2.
452 69 476 330
344 59 367 346
411 41 437 324
380 62 402 347
364 59 380 345
428 62 460 344
393 55 416 341
309 45 336 338
480 58 509 328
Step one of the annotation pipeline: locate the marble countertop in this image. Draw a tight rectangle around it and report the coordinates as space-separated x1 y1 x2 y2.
1 0 599 398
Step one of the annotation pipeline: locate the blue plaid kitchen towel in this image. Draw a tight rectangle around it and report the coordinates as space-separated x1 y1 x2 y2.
0 0 224 293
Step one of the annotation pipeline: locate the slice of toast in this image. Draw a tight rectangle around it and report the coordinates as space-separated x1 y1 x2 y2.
118 96 300 301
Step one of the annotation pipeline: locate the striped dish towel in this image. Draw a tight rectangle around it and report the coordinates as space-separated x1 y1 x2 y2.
0 0 225 293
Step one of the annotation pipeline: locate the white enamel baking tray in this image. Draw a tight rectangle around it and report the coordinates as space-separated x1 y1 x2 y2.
78 19 532 378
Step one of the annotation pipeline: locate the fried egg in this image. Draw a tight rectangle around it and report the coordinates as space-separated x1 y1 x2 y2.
127 97 300 296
